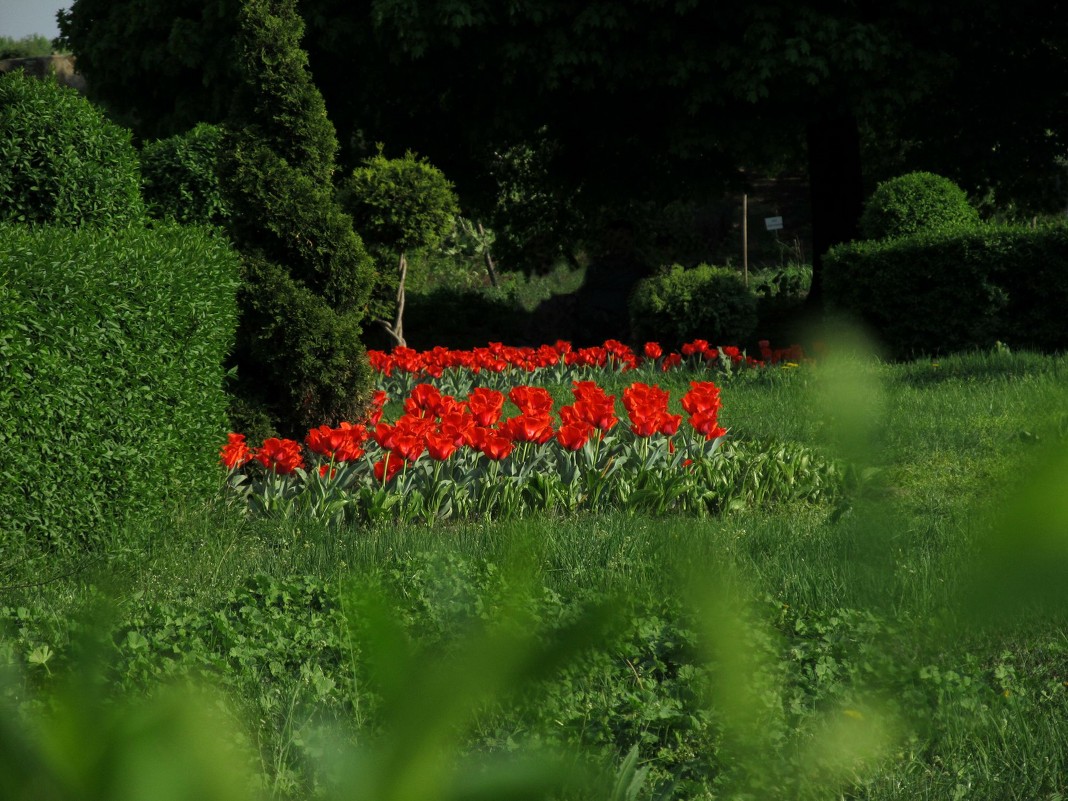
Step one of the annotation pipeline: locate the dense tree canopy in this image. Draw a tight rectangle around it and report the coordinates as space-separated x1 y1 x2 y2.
59 0 1068 299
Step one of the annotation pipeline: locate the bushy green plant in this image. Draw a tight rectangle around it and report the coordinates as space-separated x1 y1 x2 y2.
220 0 377 437
859 171 980 240
629 263 757 348
0 69 144 227
0 222 240 553
141 122 230 226
342 148 459 256
0 34 54 59
339 148 459 346
823 222 1068 356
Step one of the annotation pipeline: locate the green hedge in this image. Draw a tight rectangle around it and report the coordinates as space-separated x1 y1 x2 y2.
629 264 757 349
0 69 144 228
0 223 240 552
824 224 1068 357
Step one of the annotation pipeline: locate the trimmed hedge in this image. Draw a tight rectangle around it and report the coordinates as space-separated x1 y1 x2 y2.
859 171 980 240
824 223 1068 357
0 223 240 552
629 263 757 349
0 69 144 228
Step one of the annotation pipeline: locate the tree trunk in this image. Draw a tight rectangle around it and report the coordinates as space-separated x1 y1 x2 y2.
805 107 865 311
376 251 408 347
393 251 407 347
477 221 499 287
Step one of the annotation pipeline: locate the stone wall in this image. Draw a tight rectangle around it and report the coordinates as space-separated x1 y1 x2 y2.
0 55 86 93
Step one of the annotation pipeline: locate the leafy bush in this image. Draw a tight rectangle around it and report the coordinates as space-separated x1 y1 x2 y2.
629 264 757 348
0 222 240 553
220 0 377 437
341 148 459 256
0 34 54 59
0 69 144 227
141 122 229 226
824 223 1068 357
859 171 980 240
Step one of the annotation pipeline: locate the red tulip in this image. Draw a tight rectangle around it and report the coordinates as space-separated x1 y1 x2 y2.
220 433 252 469
680 381 722 417
373 454 405 483
477 432 514 460
555 421 593 451
467 387 505 426
425 431 459 460
689 410 726 440
508 385 554 416
500 413 554 444
254 437 305 474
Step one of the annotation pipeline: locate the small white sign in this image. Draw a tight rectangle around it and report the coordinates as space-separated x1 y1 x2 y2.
764 216 784 231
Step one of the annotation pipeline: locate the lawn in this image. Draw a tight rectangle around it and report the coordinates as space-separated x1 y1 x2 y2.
3 341 1068 800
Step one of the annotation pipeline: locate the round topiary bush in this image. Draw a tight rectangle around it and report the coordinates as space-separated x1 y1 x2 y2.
141 122 229 226
629 263 757 348
859 171 980 240
0 69 144 227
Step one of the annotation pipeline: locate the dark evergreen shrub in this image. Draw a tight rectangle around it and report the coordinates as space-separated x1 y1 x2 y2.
0 222 240 553
629 264 757 348
141 122 230 226
859 171 980 240
824 223 1068 357
220 0 377 436
0 68 144 227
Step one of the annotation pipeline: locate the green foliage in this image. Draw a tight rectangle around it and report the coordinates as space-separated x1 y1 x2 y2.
220 0 377 436
859 171 980 240
0 34 54 59
56 0 242 141
339 148 459 329
489 131 586 274
231 256 373 436
5 348 1068 799
629 263 758 349
0 222 240 553
0 69 144 227
824 223 1068 357
341 148 459 254
141 122 230 226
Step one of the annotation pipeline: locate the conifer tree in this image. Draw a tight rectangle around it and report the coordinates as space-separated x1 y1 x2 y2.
220 0 377 436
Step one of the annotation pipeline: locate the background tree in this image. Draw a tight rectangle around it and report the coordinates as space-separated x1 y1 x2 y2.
338 148 459 347
220 0 377 437
0 34 55 59
56 0 240 140
59 0 1068 305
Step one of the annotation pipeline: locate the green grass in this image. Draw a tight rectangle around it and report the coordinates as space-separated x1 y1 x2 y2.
3 346 1068 800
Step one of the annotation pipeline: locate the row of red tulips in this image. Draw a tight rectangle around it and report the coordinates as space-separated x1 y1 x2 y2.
219 380 743 522
222 380 726 478
368 338 807 379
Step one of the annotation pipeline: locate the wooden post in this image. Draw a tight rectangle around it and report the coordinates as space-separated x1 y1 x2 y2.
742 193 749 287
